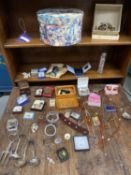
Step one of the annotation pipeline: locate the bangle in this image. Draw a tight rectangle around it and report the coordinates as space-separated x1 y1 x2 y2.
44 124 56 137
46 111 59 124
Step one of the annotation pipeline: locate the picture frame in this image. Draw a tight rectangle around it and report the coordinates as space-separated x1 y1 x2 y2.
73 136 90 151
31 100 45 111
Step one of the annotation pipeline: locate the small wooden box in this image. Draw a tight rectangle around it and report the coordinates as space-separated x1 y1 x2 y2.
55 85 79 109
17 80 30 95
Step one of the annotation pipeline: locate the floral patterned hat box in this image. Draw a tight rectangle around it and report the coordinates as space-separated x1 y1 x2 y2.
37 9 84 46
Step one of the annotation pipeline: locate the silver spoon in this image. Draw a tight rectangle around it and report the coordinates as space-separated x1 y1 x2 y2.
15 142 28 168
10 137 21 159
27 140 40 166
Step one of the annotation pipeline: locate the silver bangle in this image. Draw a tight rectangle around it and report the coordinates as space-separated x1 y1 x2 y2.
46 111 59 124
44 124 56 137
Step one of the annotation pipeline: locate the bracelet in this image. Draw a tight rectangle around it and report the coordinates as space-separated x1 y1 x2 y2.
59 113 89 135
46 111 59 124
44 124 56 137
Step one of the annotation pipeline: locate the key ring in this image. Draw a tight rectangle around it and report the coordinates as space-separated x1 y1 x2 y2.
18 18 27 33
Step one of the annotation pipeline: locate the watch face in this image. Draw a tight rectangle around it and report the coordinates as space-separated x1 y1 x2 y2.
73 136 90 151
56 148 69 162
70 112 81 120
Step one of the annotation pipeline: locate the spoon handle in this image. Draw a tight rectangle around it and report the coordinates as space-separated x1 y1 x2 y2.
14 138 21 153
23 143 28 160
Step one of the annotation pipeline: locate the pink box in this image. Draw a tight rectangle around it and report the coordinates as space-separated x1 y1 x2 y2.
88 93 101 107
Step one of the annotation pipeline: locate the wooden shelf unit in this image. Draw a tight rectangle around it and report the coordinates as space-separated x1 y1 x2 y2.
0 0 131 85
4 34 131 48
15 63 123 83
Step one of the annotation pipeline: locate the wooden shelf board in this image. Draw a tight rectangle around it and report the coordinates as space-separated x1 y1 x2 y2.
4 34 131 48
15 63 123 82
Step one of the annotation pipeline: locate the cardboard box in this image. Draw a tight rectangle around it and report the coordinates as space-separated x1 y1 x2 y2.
92 4 123 40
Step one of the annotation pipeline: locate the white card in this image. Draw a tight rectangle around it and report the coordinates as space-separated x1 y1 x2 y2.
82 63 92 73
49 99 55 107
77 77 89 88
23 112 35 120
67 65 75 74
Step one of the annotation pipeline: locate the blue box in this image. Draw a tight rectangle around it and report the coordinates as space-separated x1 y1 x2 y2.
128 65 131 74
0 55 13 92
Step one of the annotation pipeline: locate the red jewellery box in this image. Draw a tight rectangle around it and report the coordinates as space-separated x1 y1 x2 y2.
43 86 55 97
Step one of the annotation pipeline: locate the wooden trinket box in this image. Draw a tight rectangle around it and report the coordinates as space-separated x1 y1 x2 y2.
55 85 79 109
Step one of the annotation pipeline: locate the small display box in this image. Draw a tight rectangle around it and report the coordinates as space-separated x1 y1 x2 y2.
92 4 123 40
77 77 89 96
17 80 30 95
55 85 79 109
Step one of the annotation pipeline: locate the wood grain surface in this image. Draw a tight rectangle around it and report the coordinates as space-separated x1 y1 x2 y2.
0 86 131 175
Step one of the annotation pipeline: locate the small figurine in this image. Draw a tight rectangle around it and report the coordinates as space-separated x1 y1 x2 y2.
97 52 107 74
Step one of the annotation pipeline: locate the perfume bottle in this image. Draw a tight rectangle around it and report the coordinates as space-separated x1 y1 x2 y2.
97 52 107 74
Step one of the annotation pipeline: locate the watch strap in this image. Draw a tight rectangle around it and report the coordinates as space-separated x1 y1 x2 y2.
59 113 89 135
